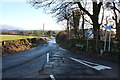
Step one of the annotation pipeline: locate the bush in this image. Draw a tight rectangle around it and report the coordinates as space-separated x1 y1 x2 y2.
56 31 68 43
56 31 120 56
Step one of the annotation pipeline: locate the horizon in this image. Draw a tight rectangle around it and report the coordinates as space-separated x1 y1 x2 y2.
0 24 64 31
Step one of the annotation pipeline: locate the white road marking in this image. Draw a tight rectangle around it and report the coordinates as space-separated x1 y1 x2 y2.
50 75 56 80
70 57 111 70
47 53 49 63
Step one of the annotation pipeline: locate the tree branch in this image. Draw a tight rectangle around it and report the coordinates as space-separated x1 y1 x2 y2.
76 2 92 18
98 2 103 11
100 5 104 25
84 18 93 25
115 7 120 13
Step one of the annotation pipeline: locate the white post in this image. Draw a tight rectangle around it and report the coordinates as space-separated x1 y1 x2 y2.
47 53 49 63
108 30 111 51
104 30 107 51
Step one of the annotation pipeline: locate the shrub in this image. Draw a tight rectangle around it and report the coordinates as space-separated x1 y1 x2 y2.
56 31 68 43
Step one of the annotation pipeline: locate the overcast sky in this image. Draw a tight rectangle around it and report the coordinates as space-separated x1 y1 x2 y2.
0 0 63 30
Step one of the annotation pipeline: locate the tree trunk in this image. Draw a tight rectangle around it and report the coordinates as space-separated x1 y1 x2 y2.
116 19 120 49
67 20 69 34
72 10 80 37
67 20 70 39
77 1 102 51
113 2 120 49
116 13 120 52
82 14 85 38
91 16 100 51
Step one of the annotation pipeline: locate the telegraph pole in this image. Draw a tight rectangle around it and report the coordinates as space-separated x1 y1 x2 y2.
43 23 45 35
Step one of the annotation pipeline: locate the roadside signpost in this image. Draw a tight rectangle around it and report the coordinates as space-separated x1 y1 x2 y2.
85 29 93 51
104 25 112 52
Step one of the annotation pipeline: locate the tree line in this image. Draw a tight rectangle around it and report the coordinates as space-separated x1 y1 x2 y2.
1 30 56 36
29 0 120 51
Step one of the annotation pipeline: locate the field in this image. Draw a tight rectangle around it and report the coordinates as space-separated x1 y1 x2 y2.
0 34 47 41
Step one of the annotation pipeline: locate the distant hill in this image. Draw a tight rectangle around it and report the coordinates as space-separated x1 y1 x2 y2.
0 24 20 30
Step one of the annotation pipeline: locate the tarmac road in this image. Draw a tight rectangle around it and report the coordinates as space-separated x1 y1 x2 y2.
2 38 119 80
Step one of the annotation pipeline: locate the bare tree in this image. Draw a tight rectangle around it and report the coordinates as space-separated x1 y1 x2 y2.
72 8 81 36
53 4 73 35
79 1 91 38
76 1 103 50
29 0 104 51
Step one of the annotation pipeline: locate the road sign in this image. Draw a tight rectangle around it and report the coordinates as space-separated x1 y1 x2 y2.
104 26 112 52
105 26 111 30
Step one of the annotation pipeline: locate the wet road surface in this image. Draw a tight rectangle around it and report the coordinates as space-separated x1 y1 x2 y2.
2 38 119 80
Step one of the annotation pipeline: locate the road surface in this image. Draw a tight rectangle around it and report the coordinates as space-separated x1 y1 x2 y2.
2 38 119 80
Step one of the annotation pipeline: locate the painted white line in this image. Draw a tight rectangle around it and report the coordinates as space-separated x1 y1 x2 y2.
50 75 56 80
70 57 111 70
47 53 49 63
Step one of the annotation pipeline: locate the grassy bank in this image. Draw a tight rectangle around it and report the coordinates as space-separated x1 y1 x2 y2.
0 37 52 56
0 34 49 41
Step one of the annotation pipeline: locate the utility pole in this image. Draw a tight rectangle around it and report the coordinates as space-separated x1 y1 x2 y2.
43 23 45 35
